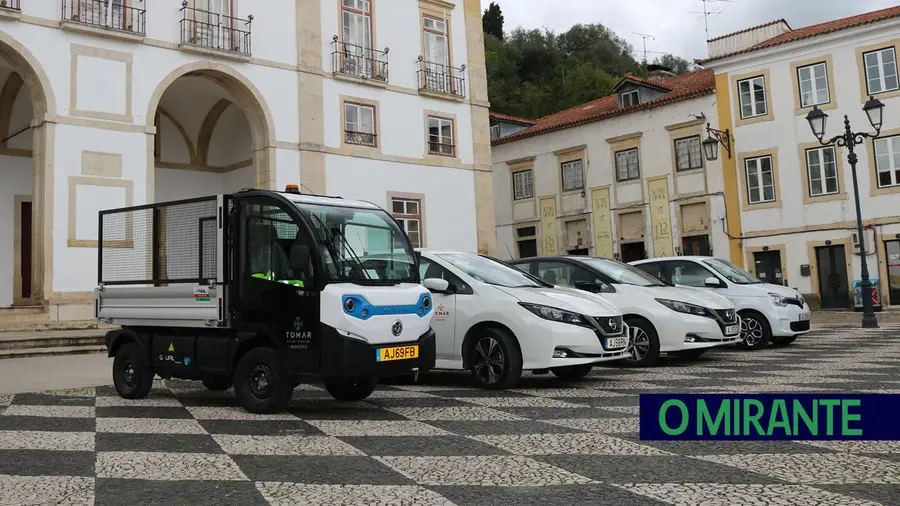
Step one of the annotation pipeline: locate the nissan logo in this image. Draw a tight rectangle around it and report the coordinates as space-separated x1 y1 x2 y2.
391 320 403 337
608 318 618 330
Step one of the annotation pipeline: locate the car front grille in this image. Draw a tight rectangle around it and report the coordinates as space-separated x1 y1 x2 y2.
592 315 624 335
713 308 737 324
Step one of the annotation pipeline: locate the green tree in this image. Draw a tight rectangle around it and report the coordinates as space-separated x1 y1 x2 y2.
653 54 694 74
482 2 504 41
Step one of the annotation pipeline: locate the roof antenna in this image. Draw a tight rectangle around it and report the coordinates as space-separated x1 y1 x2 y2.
633 32 655 63
300 183 318 196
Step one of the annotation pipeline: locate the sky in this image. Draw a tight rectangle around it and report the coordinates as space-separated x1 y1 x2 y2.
481 0 899 62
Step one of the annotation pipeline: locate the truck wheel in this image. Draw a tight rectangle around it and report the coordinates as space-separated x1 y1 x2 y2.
202 375 232 391
112 342 154 399
738 311 772 350
233 347 290 414
325 378 377 402
467 327 523 390
550 364 593 381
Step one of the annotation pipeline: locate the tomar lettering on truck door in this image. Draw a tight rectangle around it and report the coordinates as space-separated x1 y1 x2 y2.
285 316 312 350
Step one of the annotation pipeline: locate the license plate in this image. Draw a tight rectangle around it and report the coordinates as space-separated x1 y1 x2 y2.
724 325 740 336
605 337 627 349
799 312 810 321
376 345 419 362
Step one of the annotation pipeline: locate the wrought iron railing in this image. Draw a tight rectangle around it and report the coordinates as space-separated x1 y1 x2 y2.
62 0 146 35
345 130 377 147
428 141 455 157
417 57 466 98
332 37 389 82
179 1 252 55
0 0 21 11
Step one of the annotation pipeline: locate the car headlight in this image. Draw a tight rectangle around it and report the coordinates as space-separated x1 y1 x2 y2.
655 298 711 317
797 293 806 306
768 293 788 307
519 302 587 326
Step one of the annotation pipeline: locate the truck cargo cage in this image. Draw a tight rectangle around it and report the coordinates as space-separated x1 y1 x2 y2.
95 195 229 328
98 196 227 286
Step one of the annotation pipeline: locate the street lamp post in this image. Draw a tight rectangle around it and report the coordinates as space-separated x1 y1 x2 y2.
805 96 885 329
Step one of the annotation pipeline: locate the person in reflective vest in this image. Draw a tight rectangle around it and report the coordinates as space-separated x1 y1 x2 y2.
248 222 305 287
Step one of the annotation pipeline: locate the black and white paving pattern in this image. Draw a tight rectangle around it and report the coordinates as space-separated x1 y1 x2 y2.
1 324 899 505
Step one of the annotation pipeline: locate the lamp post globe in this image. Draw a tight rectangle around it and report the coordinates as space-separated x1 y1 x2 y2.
863 95 885 132
702 135 719 162
805 105 828 142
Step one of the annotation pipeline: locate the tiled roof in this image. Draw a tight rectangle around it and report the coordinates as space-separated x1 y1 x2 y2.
489 111 537 125
700 6 900 64
613 73 672 92
492 69 715 146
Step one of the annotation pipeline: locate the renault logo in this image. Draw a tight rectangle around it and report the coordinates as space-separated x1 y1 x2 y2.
391 320 403 337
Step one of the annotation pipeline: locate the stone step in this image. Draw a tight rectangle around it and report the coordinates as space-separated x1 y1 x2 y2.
0 332 107 352
0 344 108 360
0 320 103 333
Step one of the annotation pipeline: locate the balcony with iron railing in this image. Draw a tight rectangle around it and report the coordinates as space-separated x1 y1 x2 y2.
179 1 252 59
417 57 466 99
332 37 389 84
0 0 20 12
61 0 146 38
428 141 455 157
345 130 377 147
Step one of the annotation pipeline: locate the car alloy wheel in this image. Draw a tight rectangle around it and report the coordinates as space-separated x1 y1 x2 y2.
472 336 506 385
627 325 650 362
741 316 764 347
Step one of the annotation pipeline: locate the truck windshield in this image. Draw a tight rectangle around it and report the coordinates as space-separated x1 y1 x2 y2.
294 202 417 285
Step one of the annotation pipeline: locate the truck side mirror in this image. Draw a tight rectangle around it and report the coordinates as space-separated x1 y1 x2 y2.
290 244 310 270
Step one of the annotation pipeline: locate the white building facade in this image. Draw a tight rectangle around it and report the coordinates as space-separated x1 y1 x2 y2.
491 69 731 266
0 0 495 321
700 7 900 310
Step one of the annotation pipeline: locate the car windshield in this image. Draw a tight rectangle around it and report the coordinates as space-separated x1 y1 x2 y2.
438 253 543 288
581 258 669 287
293 202 416 285
703 258 761 284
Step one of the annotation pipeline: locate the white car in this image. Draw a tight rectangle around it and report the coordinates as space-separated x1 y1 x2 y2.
508 256 742 367
631 256 812 349
414 250 630 389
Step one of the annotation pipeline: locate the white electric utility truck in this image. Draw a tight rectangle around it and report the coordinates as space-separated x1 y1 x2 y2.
94 186 436 413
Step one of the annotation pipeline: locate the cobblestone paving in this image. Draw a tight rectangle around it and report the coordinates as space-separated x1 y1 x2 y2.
1 324 900 505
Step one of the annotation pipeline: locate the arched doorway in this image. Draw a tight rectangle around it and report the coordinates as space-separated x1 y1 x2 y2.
147 64 276 203
0 35 55 309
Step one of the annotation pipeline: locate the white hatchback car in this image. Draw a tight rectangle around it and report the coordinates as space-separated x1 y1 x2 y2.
508 256 742 367
415 250 630 389
631 256 812 349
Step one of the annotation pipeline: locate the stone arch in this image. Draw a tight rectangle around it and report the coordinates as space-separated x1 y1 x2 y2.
196 98 231 166
0 32 57 307
145 62 276 200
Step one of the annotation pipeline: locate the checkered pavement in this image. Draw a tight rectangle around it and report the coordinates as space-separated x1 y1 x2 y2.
2 324 900 505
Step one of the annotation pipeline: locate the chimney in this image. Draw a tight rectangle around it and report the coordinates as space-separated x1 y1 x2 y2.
646 64 676 82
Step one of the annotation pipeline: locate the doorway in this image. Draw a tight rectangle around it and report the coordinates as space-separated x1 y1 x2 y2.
682 235 710 256
885 240 900 305
815 245 849 309
753 250 784 286
620 242 646 263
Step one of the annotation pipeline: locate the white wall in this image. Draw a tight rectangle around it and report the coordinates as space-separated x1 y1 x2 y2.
491 95 728 261
0 156 32 307
324 155 478 253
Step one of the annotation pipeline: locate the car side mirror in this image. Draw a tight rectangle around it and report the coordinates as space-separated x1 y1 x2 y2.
423 278 450 293
289 244 310 270
574 280 601 293
704 276 722 288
